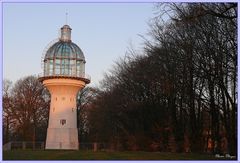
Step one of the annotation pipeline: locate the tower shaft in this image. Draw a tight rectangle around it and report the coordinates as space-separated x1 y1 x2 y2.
43 78 85 150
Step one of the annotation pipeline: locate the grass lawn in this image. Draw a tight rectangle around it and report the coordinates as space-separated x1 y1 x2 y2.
3 150 236 160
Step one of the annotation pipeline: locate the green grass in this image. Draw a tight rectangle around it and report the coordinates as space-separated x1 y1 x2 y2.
3 150 236 160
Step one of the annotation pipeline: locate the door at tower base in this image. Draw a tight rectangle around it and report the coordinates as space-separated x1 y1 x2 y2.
45 128 79 150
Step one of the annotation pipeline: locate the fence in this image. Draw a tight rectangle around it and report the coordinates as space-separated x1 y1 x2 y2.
3 141 45 150
79 143 107 151
3 142 106 151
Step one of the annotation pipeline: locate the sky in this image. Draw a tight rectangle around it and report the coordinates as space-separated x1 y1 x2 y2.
3 2 155 87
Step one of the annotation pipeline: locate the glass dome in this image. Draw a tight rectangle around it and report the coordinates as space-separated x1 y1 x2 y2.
43 25 86 78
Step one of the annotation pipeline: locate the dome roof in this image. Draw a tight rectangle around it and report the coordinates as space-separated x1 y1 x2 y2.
39 24 90 84
44 41 85 61
61 24 71 29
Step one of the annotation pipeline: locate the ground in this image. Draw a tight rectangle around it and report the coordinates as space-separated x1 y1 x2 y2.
3 150 236 160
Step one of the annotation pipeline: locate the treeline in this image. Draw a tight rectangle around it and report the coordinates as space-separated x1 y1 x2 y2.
80 3 237 154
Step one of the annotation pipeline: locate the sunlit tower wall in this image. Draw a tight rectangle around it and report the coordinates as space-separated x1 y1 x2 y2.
39 25 90 150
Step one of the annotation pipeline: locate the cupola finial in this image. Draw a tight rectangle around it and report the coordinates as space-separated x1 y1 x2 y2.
60 24 72 42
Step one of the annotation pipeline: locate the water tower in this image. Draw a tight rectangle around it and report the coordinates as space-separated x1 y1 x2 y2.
39 24 90 150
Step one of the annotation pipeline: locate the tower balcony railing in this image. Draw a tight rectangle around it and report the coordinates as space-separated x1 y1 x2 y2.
38 69 91 83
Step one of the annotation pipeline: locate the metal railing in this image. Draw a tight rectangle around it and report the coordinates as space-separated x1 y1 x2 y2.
38 72 91 81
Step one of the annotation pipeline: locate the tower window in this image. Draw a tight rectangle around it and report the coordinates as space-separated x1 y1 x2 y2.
62 97 65 100
53 107 55 112
60 119 66 125
56 97 57 101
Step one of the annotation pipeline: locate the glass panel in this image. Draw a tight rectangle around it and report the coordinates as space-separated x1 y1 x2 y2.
80 62 85 76
44 61 47 76
76 61 81 77
61 59 70 75
63 44 67 58
55 59 60 75
65 46 70 58
61 59 64 75
70 60 75 76
49 59 53 75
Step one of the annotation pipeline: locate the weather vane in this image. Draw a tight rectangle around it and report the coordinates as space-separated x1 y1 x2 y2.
66 12 68 25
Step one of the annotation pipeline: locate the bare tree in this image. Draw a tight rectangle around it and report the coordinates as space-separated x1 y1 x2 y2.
3 79 14 144
3 76 50 142
82 3 237 154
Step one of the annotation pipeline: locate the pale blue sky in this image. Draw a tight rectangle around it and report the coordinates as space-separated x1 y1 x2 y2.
3 3 155 86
